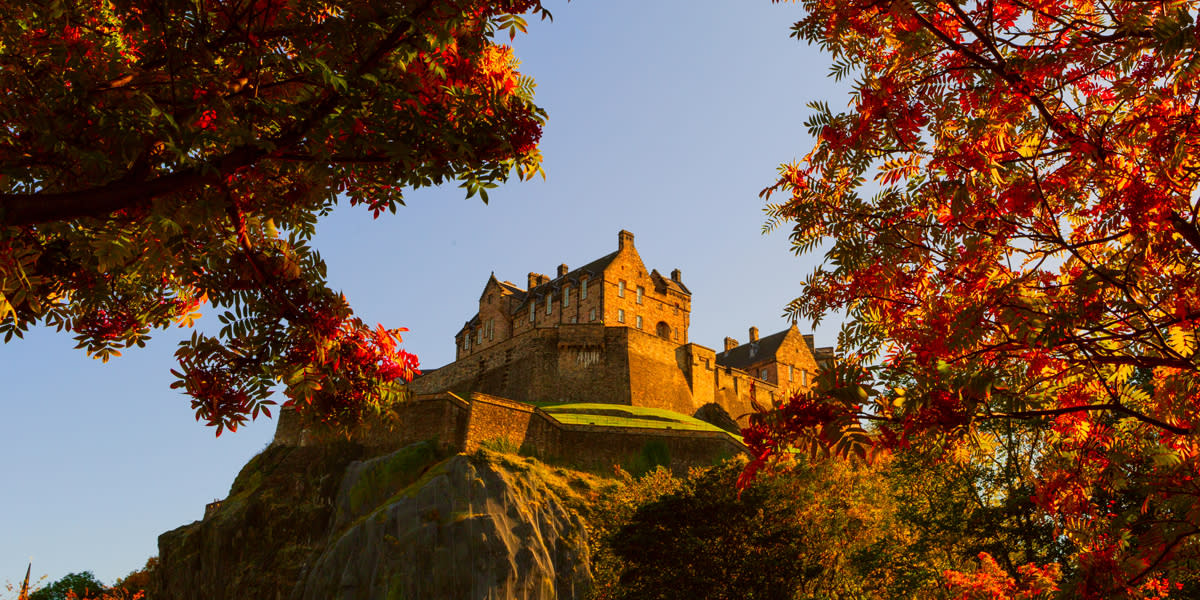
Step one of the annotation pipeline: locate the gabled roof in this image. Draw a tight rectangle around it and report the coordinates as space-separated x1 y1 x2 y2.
715 328 791 371
496 279 527 304
650 269 691 296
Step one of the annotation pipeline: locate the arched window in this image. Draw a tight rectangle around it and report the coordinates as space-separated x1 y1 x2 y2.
656 321 671 339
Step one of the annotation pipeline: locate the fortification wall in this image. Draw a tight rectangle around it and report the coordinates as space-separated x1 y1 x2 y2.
683 344 717 409
271 394 470 452
712 364 780 425
411 323 783 425
411 324 638 407
274 392 747 474
618 327 699 417
462 392 537 451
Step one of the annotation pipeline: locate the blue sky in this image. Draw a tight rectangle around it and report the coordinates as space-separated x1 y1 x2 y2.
0 0 853 586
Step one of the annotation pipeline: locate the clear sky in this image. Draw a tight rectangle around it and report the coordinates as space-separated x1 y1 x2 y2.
0 0 854 586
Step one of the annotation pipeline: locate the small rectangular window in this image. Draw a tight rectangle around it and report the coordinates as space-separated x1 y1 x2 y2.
636 315 643 329
546 294 552 314
618 309 625 323
477 328 482 343
636 286 644 305
589 309 596 321
487 319 494 340
760 368 769 381
618 280 625 298
802 370 808 386
571 316 577 323
529 302 535 323
788 365 794 382
581 278 588 299
563 284 571 307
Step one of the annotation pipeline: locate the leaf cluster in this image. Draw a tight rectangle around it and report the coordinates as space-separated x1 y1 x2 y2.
0 0 553 432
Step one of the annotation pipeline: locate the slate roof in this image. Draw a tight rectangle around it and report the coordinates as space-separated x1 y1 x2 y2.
714 328 790 370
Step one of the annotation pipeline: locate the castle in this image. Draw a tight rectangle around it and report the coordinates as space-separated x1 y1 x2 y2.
410 230 834 425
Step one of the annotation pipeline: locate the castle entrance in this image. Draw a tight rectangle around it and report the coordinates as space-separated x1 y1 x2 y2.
656 321 671 339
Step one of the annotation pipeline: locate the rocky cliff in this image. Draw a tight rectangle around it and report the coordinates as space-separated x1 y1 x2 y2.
157 440 605 600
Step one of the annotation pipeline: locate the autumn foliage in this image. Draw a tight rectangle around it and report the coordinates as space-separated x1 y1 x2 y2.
0 0 549 433
753 0 1200 596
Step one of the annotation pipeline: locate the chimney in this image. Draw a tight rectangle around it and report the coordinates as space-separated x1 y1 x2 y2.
724 337 738 352
749 326 759 342
557 263 569 278
618 230 635 250
671 268 681 282
528 272 544 289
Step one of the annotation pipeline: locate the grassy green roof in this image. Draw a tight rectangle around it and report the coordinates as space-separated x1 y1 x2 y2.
538 403 728 433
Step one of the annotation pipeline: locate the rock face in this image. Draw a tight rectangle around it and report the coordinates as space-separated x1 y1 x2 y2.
157 441 375 600
156 441 595 600
297 452 593 600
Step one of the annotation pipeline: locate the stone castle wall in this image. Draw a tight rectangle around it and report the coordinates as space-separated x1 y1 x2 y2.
412 323 779 425
274 392 747 474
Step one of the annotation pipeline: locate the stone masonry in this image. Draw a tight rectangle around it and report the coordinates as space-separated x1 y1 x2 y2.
410 230 834 425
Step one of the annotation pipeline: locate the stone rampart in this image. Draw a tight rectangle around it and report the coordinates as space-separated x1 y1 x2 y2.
274 392 748 474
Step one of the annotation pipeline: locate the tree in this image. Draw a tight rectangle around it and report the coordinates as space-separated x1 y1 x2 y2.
28 572 107 600
751 0 1200 596
0 0 549 433
596 458 963 600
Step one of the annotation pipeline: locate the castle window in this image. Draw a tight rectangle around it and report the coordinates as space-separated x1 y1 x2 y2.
589 309 596 322
529 302 535 323
656 321 670 339
487 319 494 340
618 309 625 323
546 294 552 314
487 294 493 304
788 365 794 382
581 278 588 299
477 328 482 343
563 284 571 307
801 370 808 386
673 303 679 314
571 316 578 323
636 286 644 304
760 368 769 381
636 315 643 329
618 280 625 298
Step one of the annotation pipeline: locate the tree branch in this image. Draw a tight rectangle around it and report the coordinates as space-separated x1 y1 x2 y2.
985 402 1191 435
0 170 211 226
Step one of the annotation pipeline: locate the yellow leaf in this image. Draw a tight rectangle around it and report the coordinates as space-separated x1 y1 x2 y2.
1167 325 1197 358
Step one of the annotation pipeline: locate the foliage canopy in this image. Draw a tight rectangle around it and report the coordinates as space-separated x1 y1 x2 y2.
0 0 548 433
752 0 1200 596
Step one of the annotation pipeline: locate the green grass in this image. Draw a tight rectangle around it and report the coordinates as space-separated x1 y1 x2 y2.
539 403 727 433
